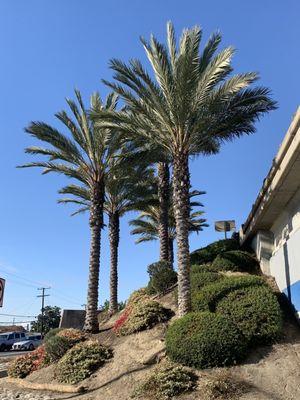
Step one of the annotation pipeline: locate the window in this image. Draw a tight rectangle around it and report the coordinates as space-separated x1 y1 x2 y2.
8 334 13 340
15 333 20 339
21 333 25 338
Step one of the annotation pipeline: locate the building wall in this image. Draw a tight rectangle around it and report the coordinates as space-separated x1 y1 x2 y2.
252 187 300 317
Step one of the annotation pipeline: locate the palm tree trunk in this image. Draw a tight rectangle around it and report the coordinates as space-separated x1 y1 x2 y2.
172 151 191 316
108 211 120 315
157 162 170 263
168 238 174 268
83 184 104 333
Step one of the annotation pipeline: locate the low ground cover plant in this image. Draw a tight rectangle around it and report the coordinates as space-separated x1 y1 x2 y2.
115 299 173 336
55 340 113 384
166 312 248 369
216 285 282 344
190 239 240 265
147 261 177 295
127 287 151 306
57 328 87 345
203 370 248 400
132 360 197 399
8 345 47 378
44 327 63 343
192 275 266 312
211 250 259 273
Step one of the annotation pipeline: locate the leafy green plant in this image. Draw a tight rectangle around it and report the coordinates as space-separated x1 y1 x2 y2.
191 270 223 293
192 275 266 312
55 341 113 384
57 328 87 345
166 312 248 369
132 360 197 399
44 335 71 362
44 327 63 343
116 299 173 336
190 239 240 265
8 346 47 378
211 250 259 273
216 285 282 344
147 261 177 295
127 287 151 306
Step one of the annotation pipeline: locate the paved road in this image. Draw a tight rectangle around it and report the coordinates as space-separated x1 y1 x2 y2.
0 350 30 358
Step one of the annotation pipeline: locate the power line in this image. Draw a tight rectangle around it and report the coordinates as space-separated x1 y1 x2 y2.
0 313 37 318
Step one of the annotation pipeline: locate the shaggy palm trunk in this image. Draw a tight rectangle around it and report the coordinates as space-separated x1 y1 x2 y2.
157 162 170 263
108 211 120 315
83 184 104 333
172 151 191 316
168 238 174 268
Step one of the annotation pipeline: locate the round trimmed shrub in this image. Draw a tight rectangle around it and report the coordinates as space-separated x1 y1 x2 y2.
133 360 197 399
192 275 266 312
166 312 248 369
191 270 223 293
55 340 112 384
211 250 259 273
190 239 239 265
44 335 71 362
147 261 177 295
216 285 282 344
117 299 173 336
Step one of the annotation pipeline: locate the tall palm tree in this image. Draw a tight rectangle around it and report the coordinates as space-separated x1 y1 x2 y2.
93 22 277 316
130 190 208 267
19 90 120 332
58 162 154 315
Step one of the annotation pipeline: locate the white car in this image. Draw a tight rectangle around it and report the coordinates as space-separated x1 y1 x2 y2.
12 333 42 351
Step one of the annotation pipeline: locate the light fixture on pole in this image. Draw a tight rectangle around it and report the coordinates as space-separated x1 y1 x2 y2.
214 220 236 239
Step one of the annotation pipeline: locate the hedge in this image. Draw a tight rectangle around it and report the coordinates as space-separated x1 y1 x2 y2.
190 239 239 265
211 250 259 273
192 275 266 312
190 270 223 293
216 285 282 344
166 312 248 369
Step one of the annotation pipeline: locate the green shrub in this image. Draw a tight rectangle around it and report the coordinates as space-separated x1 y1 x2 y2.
55 340 112 384
8 346 47 378
166 312 248 369
132 360 197 399
190 239 239 265
127 287 151 306
147 261 177 295
192 275 266 312
191 270 224 293
203 370 248 400
57 328 87 345
117 299 173 336
44 335 71 362
44 327 63 343
216 285 282 344
211 250 259 273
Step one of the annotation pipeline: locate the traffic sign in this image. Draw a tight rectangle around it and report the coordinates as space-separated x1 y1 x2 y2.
0 278 5 307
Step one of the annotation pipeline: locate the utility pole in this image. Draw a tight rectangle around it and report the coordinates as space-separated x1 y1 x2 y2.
37 287 50 335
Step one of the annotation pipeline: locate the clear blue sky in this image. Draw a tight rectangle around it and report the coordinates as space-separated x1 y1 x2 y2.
0 0 299 325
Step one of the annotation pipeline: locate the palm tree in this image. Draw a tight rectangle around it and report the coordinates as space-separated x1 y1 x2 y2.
130 190 208 267
92 22 277 316
19 90 119 332
59 161 154 315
